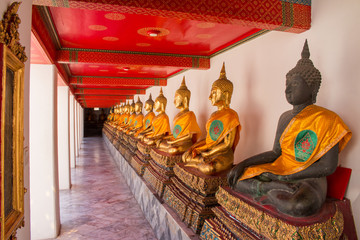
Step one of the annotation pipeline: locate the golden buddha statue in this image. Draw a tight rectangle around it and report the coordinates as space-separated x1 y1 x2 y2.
133 94 156 138
106 107 114 122
142 88 171 145
182 63 241 175
126 97 144 134
157 77 201 154
119 100 136 131
116 102 130 128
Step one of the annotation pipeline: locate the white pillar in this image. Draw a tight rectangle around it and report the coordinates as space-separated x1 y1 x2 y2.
57 86 71 189
74 100 79 157
79 106 84 143
69 93 76 168
29 64 60 239
77 103 81 152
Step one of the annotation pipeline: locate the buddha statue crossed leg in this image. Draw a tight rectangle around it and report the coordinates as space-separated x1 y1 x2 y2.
227 40 352 217
157 77 202 155
142 88 171 145
182 63 241 175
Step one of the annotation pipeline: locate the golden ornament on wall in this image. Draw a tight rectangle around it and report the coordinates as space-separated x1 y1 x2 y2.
0 2 27 63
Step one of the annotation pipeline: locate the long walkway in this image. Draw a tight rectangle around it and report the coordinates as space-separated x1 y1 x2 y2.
53 137 157 240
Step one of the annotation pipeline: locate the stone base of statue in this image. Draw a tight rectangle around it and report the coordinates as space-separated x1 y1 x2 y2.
163 163 230 234
200 186 353 240
142 148 182 199
128 135 139 153
130 141 153 176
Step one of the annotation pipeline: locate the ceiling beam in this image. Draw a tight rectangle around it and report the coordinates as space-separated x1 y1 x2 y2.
33 0 311 33
74 89 146 95
58 49 210 69
77 95 133 100
70 77 167 87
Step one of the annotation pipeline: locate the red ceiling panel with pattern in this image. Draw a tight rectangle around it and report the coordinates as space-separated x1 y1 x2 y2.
31 0 311 108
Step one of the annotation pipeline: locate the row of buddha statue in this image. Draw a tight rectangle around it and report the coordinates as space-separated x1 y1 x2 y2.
103 40 353 239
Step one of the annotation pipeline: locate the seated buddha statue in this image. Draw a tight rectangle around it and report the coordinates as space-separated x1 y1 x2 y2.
126 97 144 134
106 107 114 122
116 102 130 129
133 94 156 138
157 77 202 154
141 88 171 145
182 63 241 175
227 40 352 217
119 100 136 131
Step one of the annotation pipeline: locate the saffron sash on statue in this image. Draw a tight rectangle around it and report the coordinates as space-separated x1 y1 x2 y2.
148 113 170 138
171 111 201 141
193 108 240 156
134 112 155 137
240 105 352 181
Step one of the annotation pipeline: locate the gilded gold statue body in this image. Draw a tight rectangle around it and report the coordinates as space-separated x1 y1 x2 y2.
228 40 352 217
182 63 241 175
133 94 156 138
141 88 170 145
126 97 144 134
157 77 202 154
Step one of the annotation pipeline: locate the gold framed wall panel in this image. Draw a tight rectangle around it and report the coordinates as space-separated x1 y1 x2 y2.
1 43 25 240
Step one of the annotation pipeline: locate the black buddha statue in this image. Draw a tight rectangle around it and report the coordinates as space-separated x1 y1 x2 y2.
227 40 352 217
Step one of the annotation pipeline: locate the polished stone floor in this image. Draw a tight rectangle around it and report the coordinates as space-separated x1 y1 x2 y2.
51 137 157 240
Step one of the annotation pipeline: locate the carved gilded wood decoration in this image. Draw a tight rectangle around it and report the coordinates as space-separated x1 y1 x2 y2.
0 2 27 63
0 2 26 240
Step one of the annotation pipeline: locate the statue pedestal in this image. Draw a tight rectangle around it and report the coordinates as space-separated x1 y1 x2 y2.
130 141 153 176
164 163 230 234
128 135 139 153
143 148 182 199
200 186 354 240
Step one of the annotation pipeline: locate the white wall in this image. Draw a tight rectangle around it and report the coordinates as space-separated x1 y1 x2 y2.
58 86 71 189
29 64 60 239
136 0 360 231
0 1 32 239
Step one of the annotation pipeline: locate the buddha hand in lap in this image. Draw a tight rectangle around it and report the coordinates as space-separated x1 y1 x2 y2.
227 40 352 217
157 77 201 155
182 63 241 175
134 94 155 138
142 88 171 145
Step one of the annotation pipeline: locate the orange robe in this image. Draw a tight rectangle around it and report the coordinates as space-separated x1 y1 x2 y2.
240 105 352 181
170 111 201 141
147 113 170 138
134 112 155 137
193 108 241 156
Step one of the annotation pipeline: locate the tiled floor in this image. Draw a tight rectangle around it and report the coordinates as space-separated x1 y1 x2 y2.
51 137 157 240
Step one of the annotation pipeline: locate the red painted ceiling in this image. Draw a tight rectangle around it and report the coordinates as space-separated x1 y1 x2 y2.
31 0 311 108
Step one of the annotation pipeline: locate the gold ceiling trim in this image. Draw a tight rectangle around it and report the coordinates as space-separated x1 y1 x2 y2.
0 2 27 63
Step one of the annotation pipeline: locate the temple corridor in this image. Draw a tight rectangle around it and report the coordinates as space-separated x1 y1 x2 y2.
49 137 157 240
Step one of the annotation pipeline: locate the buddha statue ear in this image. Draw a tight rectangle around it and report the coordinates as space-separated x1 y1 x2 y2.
183 96 189 108
224 91 231 106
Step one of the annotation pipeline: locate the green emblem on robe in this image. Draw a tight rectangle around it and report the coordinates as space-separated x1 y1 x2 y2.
173 125 182 139
209 120 224 141
295 130 317 162
134 121 137 127
145 119 150 128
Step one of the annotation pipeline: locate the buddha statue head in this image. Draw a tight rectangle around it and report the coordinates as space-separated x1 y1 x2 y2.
154 88 167 113
145 94 154 112
209 62 233 108
286 40 321 104
174 77 190 110
129 100 135 114
135 96 143 114
123 101 130 114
